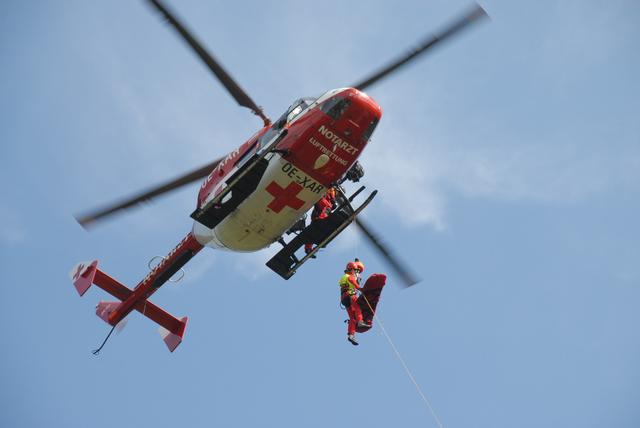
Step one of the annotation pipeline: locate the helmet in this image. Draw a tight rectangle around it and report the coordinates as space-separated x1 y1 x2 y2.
354 259 365 273
346 262 358 272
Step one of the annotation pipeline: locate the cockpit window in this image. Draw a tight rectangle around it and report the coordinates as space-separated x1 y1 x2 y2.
273 97 316 129
320 96 351 120
287 105 303 122
256 97 316 151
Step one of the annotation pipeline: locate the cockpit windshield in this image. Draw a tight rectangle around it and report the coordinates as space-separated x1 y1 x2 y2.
319 96 351 120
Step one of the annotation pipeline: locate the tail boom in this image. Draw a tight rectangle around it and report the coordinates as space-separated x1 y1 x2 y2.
70 232 203 352
106 233 203 325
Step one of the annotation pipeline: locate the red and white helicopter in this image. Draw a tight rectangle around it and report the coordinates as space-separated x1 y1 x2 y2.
70 0 487 352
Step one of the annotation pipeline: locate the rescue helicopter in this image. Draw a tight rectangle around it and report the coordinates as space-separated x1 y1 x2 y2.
70 0 487 352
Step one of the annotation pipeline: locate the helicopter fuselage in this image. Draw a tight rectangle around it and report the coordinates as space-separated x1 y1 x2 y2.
192 87 381 252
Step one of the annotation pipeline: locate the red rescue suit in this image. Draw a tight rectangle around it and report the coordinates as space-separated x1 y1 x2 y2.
312 196 333 221
339 272 363 335
304 196 333 253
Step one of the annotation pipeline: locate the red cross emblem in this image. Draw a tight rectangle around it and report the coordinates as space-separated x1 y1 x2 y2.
266 181 305 213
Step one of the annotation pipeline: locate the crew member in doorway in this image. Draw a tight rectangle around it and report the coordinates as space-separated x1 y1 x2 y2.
304 187 337 257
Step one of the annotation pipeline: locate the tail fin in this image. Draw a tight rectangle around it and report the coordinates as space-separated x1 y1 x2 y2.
96 301 121 324
69 260 98 296
159 317 188 352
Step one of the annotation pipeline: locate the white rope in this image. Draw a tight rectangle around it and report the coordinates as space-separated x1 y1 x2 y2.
360 293 445 428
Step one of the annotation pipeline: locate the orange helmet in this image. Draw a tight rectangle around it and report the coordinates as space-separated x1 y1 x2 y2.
345 261 358 272
354 258 365 273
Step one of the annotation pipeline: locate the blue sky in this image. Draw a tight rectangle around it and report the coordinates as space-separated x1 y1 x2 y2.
2 1 639 427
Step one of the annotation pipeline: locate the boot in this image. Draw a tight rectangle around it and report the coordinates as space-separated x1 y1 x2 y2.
304 245 317 259
347 334 359 346
357 320 371 329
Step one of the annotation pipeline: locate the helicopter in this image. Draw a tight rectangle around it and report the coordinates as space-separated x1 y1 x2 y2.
70 0 487 352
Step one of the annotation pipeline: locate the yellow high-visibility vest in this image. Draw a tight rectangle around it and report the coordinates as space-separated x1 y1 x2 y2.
339 273 357 294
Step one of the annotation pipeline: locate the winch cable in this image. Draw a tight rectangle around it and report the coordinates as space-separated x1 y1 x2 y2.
360 292 445 428
92 325 116 355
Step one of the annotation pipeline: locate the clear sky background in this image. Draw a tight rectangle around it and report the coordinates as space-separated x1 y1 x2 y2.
2 1 639 427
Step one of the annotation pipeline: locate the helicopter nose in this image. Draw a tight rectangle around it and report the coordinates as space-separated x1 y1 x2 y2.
341 89 382 140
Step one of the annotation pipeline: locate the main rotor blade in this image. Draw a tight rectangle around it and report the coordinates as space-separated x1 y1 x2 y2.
352 4 488 92
76 157 223 228
145 0 270 125
355 217 420 288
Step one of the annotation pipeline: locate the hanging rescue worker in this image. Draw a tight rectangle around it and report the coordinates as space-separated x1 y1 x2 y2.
304 187 337 256
339 260 371 346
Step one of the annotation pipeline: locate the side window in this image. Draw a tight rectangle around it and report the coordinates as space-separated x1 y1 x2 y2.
234 140 258 167
272 112 288 130
257 127 279 151
361 117 379 143
320 97 351 120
